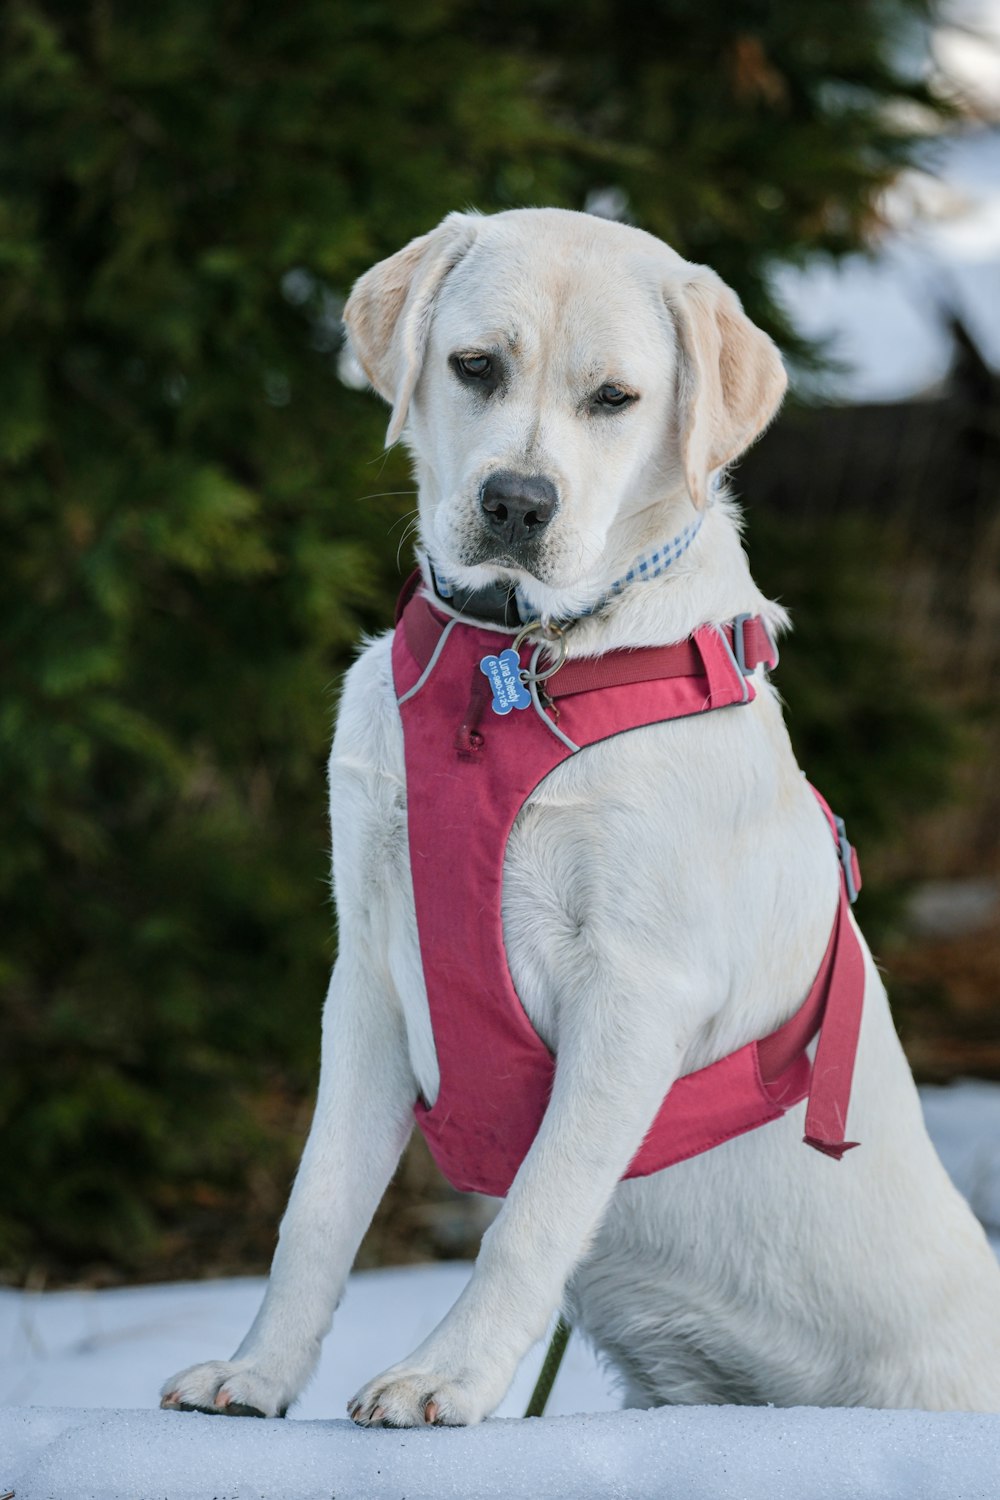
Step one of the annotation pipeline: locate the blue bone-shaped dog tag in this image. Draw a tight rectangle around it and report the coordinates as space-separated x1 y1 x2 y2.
480 649 531 715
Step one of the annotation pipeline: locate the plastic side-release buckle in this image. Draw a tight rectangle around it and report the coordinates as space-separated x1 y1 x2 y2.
833 813 862 905
732 613 779 676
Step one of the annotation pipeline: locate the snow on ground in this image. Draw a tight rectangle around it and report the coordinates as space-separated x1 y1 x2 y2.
4 1403 1000 1500
920 1079 1000 1238
2 1082 999 1499
0 1263 617 1422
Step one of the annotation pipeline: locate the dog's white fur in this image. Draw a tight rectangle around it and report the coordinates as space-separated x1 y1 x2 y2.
162 208 1000 1425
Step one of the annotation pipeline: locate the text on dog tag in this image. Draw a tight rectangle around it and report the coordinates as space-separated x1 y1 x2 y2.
480 650 531 715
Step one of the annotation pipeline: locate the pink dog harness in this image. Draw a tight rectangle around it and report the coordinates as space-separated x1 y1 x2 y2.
392 574 865 1198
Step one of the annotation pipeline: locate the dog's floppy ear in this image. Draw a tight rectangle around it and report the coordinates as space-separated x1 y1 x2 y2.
666 269 787 508
343 212 480 446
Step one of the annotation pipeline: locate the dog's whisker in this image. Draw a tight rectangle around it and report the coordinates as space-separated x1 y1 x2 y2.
386 504 420 532
356 490 419 506
395 518 421 570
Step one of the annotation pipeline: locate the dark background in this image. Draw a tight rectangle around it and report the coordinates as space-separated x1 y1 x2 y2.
1 0 997 1289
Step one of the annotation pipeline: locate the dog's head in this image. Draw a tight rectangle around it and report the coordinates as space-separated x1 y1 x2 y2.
344 208 785 617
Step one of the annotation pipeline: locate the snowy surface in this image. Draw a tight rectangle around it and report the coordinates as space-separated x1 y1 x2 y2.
2 1082 999 1498
919 1079 1000 1236
4 1403 1000 1500
0 1263 616 1422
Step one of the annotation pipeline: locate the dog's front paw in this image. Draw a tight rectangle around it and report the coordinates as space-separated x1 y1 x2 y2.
348 1364 496 1428
160 1359 291 1418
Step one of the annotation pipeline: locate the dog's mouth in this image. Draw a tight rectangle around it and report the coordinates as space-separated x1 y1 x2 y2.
431 505 595 604
453 529 554 583
470 548 519 572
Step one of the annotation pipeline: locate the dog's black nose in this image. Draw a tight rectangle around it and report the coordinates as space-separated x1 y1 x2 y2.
480 472 558 544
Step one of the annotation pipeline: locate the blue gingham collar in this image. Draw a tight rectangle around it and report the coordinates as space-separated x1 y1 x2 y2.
430 510 705 628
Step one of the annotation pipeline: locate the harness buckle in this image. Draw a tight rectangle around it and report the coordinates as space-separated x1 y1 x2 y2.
732 613 779 676
833 814 862 905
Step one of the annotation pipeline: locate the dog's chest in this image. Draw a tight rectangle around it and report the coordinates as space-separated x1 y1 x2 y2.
384 707 751 1105
383 735 621 1097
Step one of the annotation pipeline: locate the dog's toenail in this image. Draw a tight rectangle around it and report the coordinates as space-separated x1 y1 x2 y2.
424 1400 439 1423
371 1405 385 1422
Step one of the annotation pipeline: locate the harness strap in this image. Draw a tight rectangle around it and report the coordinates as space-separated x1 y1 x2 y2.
548 616 776 699
401 580 778 693
799 792 865 1158
395 566 424 625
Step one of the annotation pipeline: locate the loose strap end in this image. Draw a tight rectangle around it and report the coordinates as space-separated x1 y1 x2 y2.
804 1135 860 1161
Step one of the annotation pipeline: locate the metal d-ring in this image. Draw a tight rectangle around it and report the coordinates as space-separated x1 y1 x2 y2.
514 619 568 683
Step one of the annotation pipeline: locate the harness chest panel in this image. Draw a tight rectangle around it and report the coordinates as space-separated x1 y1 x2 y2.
391 586 863 1198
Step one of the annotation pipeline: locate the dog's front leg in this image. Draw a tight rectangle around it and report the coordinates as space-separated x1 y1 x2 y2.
348 985 695 1427
160 953 415 1418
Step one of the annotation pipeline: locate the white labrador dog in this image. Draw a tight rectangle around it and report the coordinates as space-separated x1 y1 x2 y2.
162 208 1000 1425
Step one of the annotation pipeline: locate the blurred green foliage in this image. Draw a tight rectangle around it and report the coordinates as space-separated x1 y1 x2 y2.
0 0 950 1278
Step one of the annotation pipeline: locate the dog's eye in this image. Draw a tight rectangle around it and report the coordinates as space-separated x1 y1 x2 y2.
455 354 493 380
595 383 634 409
